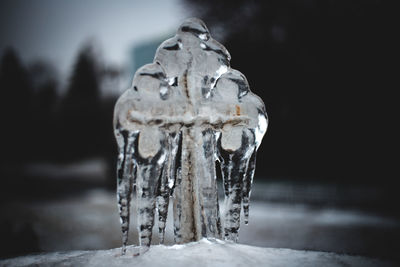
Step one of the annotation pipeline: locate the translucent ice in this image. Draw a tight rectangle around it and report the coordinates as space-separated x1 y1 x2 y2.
113 18 268 254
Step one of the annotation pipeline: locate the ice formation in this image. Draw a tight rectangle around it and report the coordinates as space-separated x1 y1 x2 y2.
113 18 268 254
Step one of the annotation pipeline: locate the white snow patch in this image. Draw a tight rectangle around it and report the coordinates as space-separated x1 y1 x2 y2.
0 239 394 267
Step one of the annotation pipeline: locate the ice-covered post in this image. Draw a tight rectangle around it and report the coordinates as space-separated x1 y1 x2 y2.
114 18 267 255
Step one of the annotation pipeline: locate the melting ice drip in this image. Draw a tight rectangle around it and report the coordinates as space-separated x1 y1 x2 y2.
114 18 268 254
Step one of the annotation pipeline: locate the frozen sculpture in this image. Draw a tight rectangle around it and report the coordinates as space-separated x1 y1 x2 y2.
114 18 268 255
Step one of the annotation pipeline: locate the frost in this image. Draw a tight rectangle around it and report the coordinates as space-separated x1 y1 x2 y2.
113 18 268 254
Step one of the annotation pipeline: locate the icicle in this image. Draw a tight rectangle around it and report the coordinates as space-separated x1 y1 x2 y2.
218 127 256 241
156 160 169 244
136 127 167 248
242 147 257 225
115 127 138 255
157 132 181 243
243 110 268 224
172 167 183 243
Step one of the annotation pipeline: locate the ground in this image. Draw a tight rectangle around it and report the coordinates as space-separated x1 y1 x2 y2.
0 239 395 267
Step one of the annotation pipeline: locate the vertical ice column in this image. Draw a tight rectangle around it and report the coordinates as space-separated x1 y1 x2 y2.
173 127 221 243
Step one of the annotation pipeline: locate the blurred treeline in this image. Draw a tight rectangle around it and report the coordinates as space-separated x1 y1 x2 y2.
0 45 118 184
0 0 397 188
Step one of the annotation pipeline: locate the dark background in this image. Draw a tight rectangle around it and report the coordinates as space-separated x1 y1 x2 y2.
187 0 397 183
0 0 399 262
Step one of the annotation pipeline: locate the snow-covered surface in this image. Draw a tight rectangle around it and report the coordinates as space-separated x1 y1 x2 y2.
0 239 395 267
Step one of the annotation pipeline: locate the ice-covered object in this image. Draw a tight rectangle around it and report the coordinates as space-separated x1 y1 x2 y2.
113 18 268 254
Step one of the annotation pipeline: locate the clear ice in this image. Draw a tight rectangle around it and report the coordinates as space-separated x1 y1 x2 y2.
113 18 268 254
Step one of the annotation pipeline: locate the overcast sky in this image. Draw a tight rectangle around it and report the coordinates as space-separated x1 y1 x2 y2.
0 0 188 80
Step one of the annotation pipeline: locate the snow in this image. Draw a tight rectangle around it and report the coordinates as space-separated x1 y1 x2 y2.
0 239 394 267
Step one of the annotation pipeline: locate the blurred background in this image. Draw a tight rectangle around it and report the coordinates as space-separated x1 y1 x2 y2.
0 0 398 263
